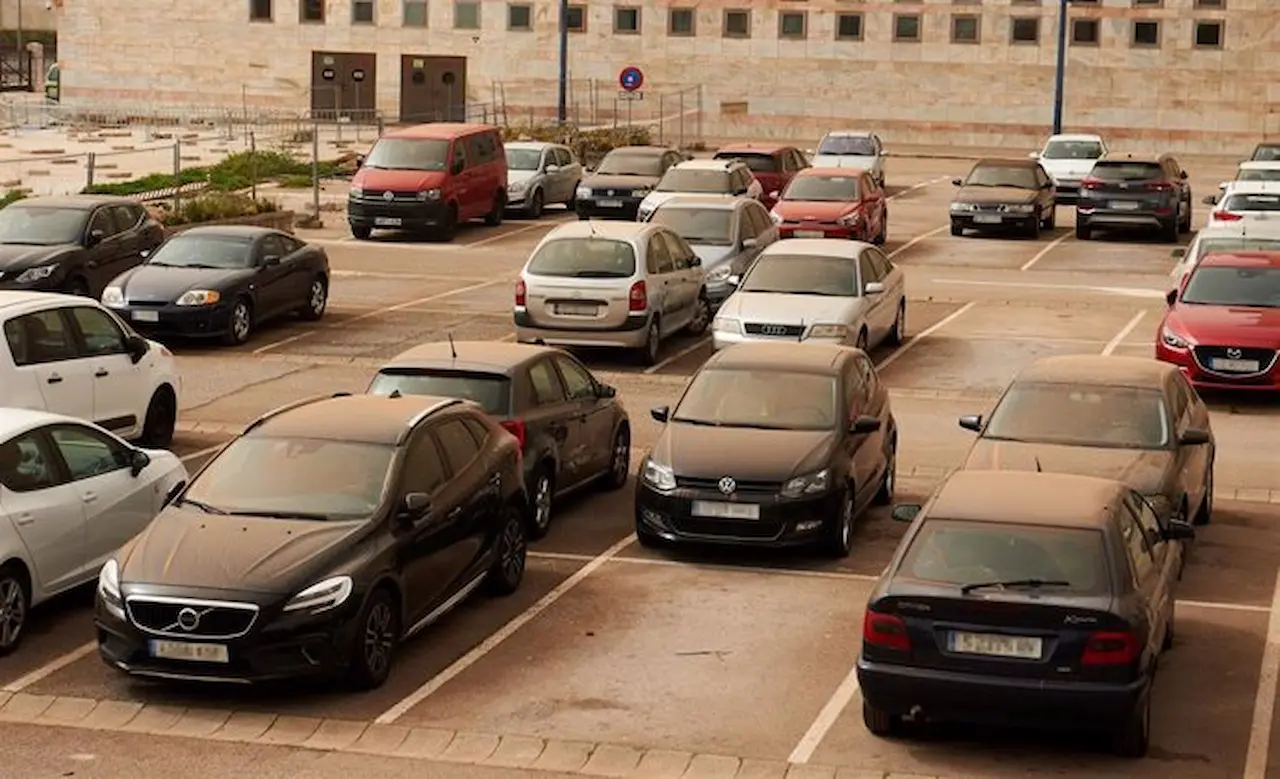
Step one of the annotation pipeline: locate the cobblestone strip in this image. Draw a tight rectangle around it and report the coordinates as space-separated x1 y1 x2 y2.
0 694 946 779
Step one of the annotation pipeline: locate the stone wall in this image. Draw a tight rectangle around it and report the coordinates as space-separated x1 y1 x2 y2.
0 0 56 33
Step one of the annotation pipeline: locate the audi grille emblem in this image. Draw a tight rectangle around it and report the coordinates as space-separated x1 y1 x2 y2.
761 325 788 336
176 607 201 631
718 476 736 495
1227 348 1242 359
606 190 615 196
382 191 395 201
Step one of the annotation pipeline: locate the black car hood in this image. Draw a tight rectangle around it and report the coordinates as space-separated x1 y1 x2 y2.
119 506 366 595
652 423 835 481
583 173 661 190
115 264 254 303
0 242 77 271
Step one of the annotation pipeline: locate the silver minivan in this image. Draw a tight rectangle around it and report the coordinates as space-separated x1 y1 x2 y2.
514 221 710 365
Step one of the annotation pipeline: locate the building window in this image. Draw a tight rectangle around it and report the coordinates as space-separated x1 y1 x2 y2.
249 0 272 21
352 0 374 24
1194 0 1224 6
723 9 750 38
1194 20 1224 48
1071 18 1099 45
454 0 479 28
507 3 531 30
951 14 979 43
669 7 694 36
1132 20 1160 46
565 4 586 32
300 0 323 23
1133 0 1162 5
835 13 863 41
614 6 640 34
403 0 427 26
1011 17 1039 43
779 11 806 40
893 14 921 42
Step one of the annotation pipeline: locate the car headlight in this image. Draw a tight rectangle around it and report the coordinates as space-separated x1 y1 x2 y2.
576 185 591 199
283 575 354 614
1007 204 1034 214
349 187 363 199
507 180 528 193
707 265 731 282
837 213 861 227
632 187 651 197
97 558 124 620
807 323 848 339
641 458 676 491
1161 326 1190 349
713 316 741 334
950 202 975 212
781 469 831 499
15 264 57 284
176 289 221 306
418 188 441 201
770 210 783 224
101 286 125 307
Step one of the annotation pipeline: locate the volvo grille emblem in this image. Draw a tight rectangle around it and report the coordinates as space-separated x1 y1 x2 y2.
1227 347 1242 359
176 607 201 631
718 476 736 495
761 325 787 336
382 191 395 201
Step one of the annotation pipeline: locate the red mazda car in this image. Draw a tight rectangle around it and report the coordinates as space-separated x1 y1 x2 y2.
769 167 887 244
1156 250 1280 391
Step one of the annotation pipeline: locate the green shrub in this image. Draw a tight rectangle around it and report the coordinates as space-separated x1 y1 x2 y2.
500 124 653 167
276 174 314 189
163 193 282 226
0 190 28 209
83 151 343 196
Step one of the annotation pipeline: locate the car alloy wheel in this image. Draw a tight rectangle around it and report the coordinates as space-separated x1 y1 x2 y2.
362 599 395 679
687 295 710 335
531 471 553 536
840 493 855 549
307 279 327 318
0 571 27 654
642 317 661 365
875 446 896 506
527 190 544 219
226 300 252 345
487 505 527 595
1197 467 1213 525
605 427 631 490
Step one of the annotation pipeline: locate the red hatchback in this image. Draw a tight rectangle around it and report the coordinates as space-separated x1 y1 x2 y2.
769 168 887 244
1156 250 1280 391
712 143 809 209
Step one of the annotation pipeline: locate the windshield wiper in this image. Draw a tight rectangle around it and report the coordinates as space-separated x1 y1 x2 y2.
961 578 1071 595
226 510 335 521
573 270 626 278
726 422 792 431
176 263 223 269
179 497 227 515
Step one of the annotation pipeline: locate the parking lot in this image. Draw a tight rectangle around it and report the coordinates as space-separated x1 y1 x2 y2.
3 154 1280 779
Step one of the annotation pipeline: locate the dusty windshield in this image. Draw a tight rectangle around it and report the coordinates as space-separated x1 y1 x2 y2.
673 368 838 431
1238 170 1280 182
506 149 542 171
596 152 663 177
657 169 732 194
983 382 1170 449
364 138 450 171
1181 266 1280 308
148 235 254 269
369 370 510 415
965 166 1038 189
0 206 88 246
1041 140 1103 160
740 255 858 296
649 207 733 246
818 136 876 156
784 175 860 202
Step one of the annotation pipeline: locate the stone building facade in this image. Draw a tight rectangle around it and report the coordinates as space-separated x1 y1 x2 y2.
54 0 1277 153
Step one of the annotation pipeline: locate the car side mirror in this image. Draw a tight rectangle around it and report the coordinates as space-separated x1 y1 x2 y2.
1165 288 1178 307
129 449 150 477
951 177 963 186
140 249 151 259
1163 519 1196 542
161 480 184 508
650 405 670 423
399 492 431 521
727 275 740 286
1180 170 1188 179
355 154 366 168
1027 152 1039 159
688 255 701 267
741 237 758 250
262 255 281 266
86 228 105 246
958 414 982 432
769 190 779 200
891 504 921 523
1202 195 1218 206
597 383 617 399
125 334 149 364
1171 247 1186 260
863 281 885 295
1178 428 1211 446
545 163 559 173
849 415 881 434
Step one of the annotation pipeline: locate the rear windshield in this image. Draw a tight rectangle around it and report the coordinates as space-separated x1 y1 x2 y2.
817 136 876 156
714 152 778 173
367 369 510 415
1090 161 1162 181
364 138 450 172
1182 266 1280 308
899 519 1110 596
656 169 731 194
1222 193 1280 212
525 237 637 278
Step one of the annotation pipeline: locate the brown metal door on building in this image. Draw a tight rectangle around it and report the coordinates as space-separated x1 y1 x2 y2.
311 51 377 119
399 56 467 123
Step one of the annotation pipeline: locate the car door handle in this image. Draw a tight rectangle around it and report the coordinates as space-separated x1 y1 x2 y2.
14 513 33 526
46 374 62 384
82 491 97 504
95 368 109 377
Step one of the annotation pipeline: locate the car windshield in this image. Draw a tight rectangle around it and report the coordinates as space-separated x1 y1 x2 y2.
364 138 450 171
181 437 394 519
1239 170 1280 182
965 166 1038 189
784 175 860 202
656 169 732 194
596 152 663 177
1041 140 1103 160
147 234 254 269
0 206 89 245
983 382 1170 449
1181 266 1280 308
649 207 733 245
506 148 542 171
1252 145 1280 161
368 369 510 415
817 136 875 156
1194 237 1280 261
673 368 838 430
739 255 858 296
1222 193 1280 212
526 237 637 278
714 152 778 173
899 520 1108 596
1090 161 1163 182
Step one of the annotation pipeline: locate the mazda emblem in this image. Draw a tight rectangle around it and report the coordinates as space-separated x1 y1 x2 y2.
761 325 787 336
176 607 201 631
718 476 736 495
382 191 395 201
1227 347 1242 359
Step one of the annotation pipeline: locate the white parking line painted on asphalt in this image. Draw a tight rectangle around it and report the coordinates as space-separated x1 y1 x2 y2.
887 224 949 260
2 641 96 693
528 551 881 583
373 534 637 724
460 221 554 248
886 175 950 202
330 269 492 282
1101 311 1148 356
1178 599 1271 614
644 336 711 375
788 664 862 764
1244 568 1280 778
1019 231 1075 271
874 301 977 372
930 278 1166 299
252 278 506 355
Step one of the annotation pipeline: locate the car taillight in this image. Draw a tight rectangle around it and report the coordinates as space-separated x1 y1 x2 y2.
500 419 526 449
514 279 527 307
862 610 911 652
1145 181 1174 191
1081 630 1140 666
628 280 647 312
1213 211 1243 221
1080 177 1104 190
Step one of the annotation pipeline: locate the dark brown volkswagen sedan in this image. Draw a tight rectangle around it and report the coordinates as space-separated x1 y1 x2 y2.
635 341 896 557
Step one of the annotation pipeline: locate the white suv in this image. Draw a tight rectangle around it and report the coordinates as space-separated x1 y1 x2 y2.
0 292 181 447
637 159 763 221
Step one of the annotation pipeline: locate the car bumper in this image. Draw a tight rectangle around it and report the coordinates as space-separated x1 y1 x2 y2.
348 199 450 230
105 303 234 338
1053 181 1081 202
575 196 644 220
950 213 1036 230
0 273 67 292
1157 346 1280 392
712 330 845 351
778 224 857 239
635 481 842 548
857 657 1147 728
514 309 651 349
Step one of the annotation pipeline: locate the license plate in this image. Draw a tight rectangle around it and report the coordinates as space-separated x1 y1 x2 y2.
597 199 624 208
972 214 1002 224
374 217 402 226
1110 201 1140 210
949 631 1042 659
691 500 760 520
794 230 825 238
1210 357 1260 372
149 639 229 663
554 303 598 316
132 310 159 322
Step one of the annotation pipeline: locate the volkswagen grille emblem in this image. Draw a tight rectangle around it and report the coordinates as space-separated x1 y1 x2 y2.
176 607 201 631
382 191 395 201
607 189 615 196
1227 348 1242 359
718 476 736 495
761 325 787 336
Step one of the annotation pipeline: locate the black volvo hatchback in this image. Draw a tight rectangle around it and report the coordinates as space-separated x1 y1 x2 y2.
95 392 528 689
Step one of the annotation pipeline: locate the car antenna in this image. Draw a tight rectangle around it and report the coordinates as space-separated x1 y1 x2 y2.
448 332 457 359
1034 456 1042 473
587 218 597 237
389 389 402 399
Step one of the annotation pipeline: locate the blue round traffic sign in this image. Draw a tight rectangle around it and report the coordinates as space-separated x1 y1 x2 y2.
619 66 644 92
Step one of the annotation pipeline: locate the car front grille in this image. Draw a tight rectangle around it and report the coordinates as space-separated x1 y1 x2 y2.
669 517 786 540
675 476 782 495
1192 346 1278 375
353 190 423 203
590 188 639 198
743 323 805 337
126 597 259 639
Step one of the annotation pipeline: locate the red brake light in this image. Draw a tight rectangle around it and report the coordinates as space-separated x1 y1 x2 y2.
1213 211 1243 221
500 419 526 449
863 610 912 652
514 279 527 307
1081 630 1140 666
1080 177 1104 190
628 280 648 312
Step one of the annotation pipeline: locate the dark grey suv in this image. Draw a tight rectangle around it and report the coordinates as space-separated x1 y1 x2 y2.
1075 153 1193 242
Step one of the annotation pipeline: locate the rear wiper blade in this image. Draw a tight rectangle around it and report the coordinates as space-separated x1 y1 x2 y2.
961 578 1070 595
179 497 227 515
226 510 334 521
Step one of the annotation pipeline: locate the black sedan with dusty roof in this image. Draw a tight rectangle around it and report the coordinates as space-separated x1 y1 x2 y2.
957 355 1214 527
95 392 528 688
859 470 1193 758
635 341 896 557
368 340 631 538
100 226 330 346
949 157 1058 238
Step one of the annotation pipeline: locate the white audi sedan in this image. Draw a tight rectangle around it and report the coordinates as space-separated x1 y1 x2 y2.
711 239 906 353
0 407 187 654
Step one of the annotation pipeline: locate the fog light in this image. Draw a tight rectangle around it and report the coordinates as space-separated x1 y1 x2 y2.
641 508 664 525
796 520 822 532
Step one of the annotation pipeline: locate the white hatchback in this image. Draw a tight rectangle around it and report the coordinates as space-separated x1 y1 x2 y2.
0 292 181 447
637 159 762 221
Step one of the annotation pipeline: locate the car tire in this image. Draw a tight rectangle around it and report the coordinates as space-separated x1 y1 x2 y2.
887 302 906 346
1076 223 1092 241
821 485 856 559
484 191 506 227
222 297 254 346
639 316 661 366
567 182 580 208
1195 465 1213 526
874 209 888 245
139 388 177 448
350 224 372 240
436 204 459 241
1111 690 1151 759
347 587 398 690
1042 206 1056 231
685 293 711 336
862 701 898 737
602 425 631 491
1180 200 1193 233
0 563 30 656
855 328 869 353
528 467 554 540
526 189 544 219
950 220 963 237
1027 215 1041 239
874 438 896 506
1161 218 1179 244
1162 610 1175 651
298 275 328 321
485 503 527 596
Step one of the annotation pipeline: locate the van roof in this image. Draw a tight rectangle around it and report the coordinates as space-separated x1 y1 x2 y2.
382 123 497 140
